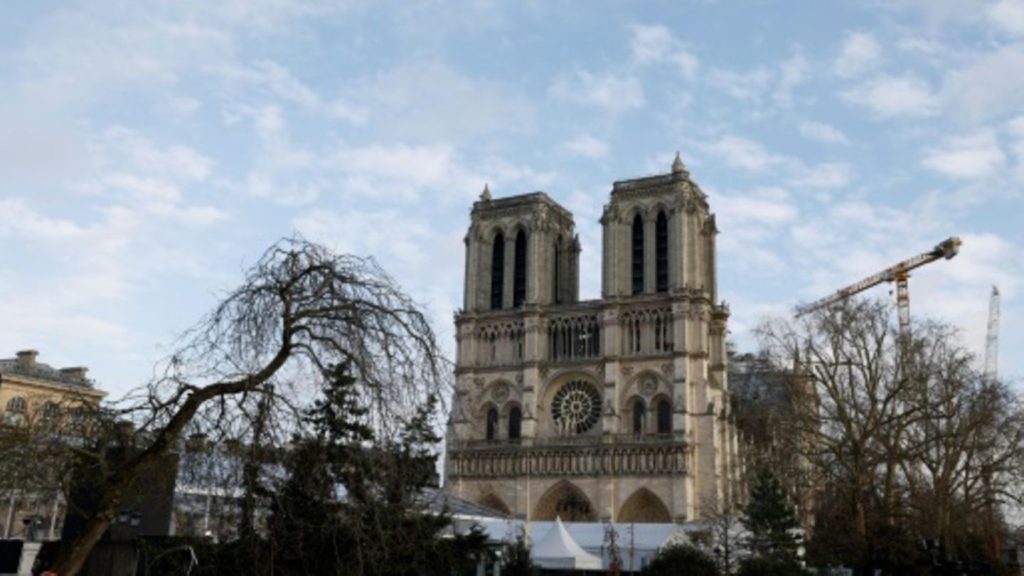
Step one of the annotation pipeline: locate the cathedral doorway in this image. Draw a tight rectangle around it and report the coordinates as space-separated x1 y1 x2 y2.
533 480 596 521
618 488 672 523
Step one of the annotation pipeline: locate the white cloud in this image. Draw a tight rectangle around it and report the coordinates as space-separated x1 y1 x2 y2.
834 32 882 78
798 121 850 145
223 60 366 124
714 187 798 227
628 24 699 79
791 162 853 189
549 69 646 112
922 131 1007 179
987 0 1024 36
703 135 783 171
709 66 773 101
100 127 212 182
941 45 1024 121
774 51 808 107
353 61 535 142
843 74 939 117
562 134 609 158
0 199 85 241
712 187 798 274
1006 116 1024 178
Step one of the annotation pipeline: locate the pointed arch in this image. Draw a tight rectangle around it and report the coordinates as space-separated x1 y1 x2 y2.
655 395 672 434
618 488 672 523
631 213 644 295
479 493 512 516
533 480 596 521
629 396 646 435
486 405 499 441
508 405 522 440
513 228 528 307
491 231 505 310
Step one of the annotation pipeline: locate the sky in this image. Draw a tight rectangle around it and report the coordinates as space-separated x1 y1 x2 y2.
1 0 1022 399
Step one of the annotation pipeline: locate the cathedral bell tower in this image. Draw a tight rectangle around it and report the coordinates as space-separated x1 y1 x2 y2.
446 157 738 524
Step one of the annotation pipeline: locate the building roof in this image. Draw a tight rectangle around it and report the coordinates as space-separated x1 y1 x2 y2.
0 353 99 391
418 486 511 519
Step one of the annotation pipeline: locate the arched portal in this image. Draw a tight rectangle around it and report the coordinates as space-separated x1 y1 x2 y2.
479 493 512 516
618 488 672 523
533 481 596 521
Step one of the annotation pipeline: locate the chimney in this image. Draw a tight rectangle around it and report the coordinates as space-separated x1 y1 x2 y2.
16 350 38 368
60 366 89 380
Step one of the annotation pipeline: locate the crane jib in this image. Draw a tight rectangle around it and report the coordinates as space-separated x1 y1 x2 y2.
794 236 961 317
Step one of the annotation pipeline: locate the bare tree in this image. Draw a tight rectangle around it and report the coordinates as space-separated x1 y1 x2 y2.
757 299 1024 570
47 237 448 575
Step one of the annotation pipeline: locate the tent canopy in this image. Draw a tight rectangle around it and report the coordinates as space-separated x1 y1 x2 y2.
532 517 604 570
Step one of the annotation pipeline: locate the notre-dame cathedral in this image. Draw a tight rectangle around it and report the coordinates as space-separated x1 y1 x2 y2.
445 155 739 523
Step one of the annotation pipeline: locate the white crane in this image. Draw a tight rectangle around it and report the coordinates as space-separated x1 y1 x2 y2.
984 285 1000 382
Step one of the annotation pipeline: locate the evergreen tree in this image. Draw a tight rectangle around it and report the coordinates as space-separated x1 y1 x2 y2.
742 467 801 562
265 362 488 576
642 544 718 576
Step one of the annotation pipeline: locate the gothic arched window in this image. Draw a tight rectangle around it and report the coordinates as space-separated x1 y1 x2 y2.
508 406 522 440
490 233 505 310
486 407 499 441
513 230 527 307
632 399 646 435
656 398 672 434
656 211 668 293
631 214 644 295
553 235 562 304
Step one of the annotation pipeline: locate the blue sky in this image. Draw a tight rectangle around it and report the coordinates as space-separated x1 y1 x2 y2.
1 0 1022 398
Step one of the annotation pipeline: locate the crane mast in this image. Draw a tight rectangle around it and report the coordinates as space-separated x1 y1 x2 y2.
984 285 1000 382
795 237 962 338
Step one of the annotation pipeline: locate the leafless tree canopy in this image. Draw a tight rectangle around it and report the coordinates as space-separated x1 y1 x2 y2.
756 299 1024 566
45 237 451 575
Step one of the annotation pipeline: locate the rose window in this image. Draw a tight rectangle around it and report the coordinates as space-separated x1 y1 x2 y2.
551 380 602 434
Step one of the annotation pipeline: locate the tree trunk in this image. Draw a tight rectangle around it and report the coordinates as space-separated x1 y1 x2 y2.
48 514 114 576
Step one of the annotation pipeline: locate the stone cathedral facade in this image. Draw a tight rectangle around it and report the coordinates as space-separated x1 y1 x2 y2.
444 156 739 523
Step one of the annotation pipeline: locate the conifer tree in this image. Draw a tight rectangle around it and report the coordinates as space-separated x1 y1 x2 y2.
742 467 801 562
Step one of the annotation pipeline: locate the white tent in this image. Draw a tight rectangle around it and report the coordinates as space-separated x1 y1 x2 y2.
532 517 604 570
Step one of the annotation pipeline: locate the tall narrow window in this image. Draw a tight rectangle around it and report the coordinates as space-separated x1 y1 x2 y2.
656 399 672 434
553 236 562 304
513 230 527 307
631 214 644 295
656 211 668 293
490 233 505 310
632 399 646 435
486 407 499 441
508 406 522 440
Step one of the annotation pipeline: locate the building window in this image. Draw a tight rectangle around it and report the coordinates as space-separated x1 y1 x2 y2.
632 214 644 295
553 236 562 304
486 407 499 441
632 399 646 435
552 380 602 434
6 396 26 414
656 398 672 434
656 211 668 293
513 230 527 307
508 406 522 440
4 397 27 427
491 233 505 310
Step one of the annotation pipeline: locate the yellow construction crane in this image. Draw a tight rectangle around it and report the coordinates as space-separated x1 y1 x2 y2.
795 236 962 338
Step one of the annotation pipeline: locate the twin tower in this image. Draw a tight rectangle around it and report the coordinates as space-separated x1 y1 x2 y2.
445 156 739 523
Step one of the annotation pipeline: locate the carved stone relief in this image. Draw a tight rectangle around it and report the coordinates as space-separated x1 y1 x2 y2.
492 382 510 404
